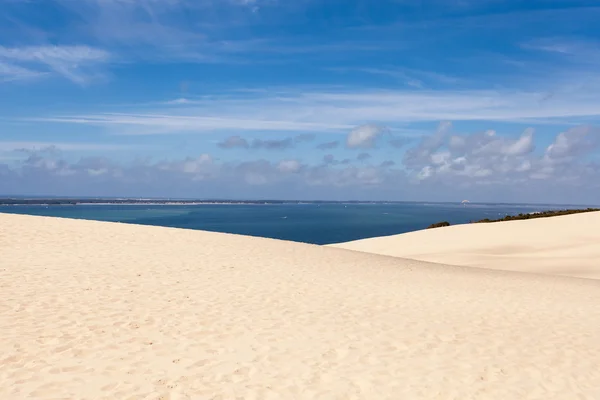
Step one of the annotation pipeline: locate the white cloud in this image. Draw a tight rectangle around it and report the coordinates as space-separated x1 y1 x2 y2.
403 125 599 189
504 128 535 156
545 125 599 160
3 125 600 203
159 153 214 175
50 0 286 63
0 61 47 82
471 128 535 157
37 113 352 134
33 81 600 134
167 98 192 105
346 124 385 148
338 67 463 88
277 159 301 173
532 126 600 180
404 121 452 169
0 46 109 64
521 38 600 63
0 45 110 84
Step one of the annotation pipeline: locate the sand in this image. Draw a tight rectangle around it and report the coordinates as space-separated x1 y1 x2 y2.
332 211 600 280
1 212 600 399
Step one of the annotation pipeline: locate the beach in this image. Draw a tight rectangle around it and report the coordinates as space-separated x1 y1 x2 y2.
2 212 600 399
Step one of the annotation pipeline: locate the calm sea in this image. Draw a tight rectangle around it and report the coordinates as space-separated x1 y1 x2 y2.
0 202 581 245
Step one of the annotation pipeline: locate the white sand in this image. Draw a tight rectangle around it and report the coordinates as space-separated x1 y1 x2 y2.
1 212 600 399
332 211 600 280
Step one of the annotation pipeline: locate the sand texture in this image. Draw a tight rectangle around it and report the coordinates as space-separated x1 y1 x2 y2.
332 211 600 280
1 212 600 399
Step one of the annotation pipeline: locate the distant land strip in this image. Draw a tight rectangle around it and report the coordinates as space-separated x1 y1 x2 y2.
0 198 454 206
1 198 598 208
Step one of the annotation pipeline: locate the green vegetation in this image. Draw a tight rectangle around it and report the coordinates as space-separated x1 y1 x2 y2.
474 208 600 223
426 221 450 229
427 208 600 229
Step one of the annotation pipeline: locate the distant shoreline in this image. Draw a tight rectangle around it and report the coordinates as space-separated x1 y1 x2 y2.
0 198 597 208
0 199 353 206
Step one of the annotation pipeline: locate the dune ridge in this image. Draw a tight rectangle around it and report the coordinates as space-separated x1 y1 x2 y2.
2 213 600 399
332 211 600 280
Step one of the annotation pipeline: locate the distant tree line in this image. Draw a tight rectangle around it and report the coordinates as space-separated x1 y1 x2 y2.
427 208 600 229
426 221 451 229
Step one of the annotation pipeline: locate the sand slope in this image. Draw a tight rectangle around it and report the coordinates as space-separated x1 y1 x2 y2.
332 211 600 280
1 213 600 399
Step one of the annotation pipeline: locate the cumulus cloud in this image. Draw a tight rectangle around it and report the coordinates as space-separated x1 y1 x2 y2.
357 152 371 161
402 124 600 192
3 125 600 203
529 126 600 181
455 128 535 157
545 126 599 160
1 148 396 196
346 124 385 148
159 154 215 180
404 121 453 169
21 153 74 176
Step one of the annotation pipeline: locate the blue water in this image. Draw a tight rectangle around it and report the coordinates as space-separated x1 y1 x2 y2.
1 202 581 244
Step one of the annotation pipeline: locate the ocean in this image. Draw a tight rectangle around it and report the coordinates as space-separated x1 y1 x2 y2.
0 202 580 245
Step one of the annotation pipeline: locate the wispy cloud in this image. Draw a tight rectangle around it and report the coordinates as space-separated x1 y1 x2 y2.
35 113 353 134
0 141 135 152
0 60 46 82
521 37 600 54
31 82 600 134
332 67 463 88
50 0 299 62
0 45 110 84
3 0 403 66
521 37 600 66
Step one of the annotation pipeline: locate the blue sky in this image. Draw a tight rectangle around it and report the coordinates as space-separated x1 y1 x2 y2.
1 0 600 203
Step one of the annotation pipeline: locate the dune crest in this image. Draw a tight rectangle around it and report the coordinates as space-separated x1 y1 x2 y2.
332 211 600 280
2 213 600 399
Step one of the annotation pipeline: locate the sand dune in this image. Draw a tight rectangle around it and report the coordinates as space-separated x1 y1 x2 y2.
2 213 600 399
332 211 600 280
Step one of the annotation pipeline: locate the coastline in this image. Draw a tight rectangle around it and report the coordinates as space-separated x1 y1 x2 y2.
1 198 598 208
